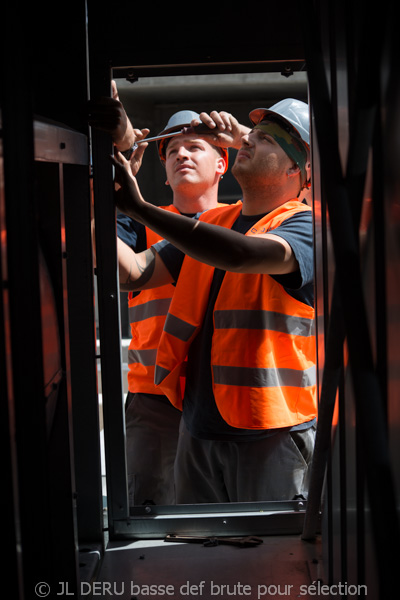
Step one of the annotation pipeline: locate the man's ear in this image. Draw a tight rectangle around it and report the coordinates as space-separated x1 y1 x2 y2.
216 156 227 177
304 161 311 185
287 163 301 178
165 180 170 186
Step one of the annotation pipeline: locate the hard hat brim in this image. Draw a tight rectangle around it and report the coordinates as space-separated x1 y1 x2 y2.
249 99 310 148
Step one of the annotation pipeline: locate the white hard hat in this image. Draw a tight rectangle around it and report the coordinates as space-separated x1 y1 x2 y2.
249 98 310 147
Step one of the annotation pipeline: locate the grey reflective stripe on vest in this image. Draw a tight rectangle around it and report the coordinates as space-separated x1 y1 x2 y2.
128 348 157 366
212 365 316 388
154 365 171 386
214 309 315 337
163 313 197 342
154 314 197 385
129 297 171 324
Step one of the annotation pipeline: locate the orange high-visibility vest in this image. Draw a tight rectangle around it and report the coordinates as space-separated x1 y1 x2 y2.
127 205 182 395
127 203 228 395
155 200 317 429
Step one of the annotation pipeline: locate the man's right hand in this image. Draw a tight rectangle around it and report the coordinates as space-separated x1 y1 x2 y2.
188 111 250 150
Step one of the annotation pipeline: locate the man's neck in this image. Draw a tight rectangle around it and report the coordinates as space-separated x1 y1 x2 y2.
240 184 299 216
172 191 220 214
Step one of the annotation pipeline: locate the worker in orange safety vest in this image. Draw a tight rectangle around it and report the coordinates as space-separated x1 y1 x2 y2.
88 81 229 506
110 98 317 503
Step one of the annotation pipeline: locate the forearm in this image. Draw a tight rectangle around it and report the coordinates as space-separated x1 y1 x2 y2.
130 203 296 275
112 156 296 275
117 238 175 291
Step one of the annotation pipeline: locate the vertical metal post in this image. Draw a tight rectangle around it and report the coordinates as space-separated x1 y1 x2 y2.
1 39 54 597
0 137 25 600
63 161 104 544
89 71 129 530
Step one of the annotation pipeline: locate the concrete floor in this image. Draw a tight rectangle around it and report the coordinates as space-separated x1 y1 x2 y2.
93 534 324 600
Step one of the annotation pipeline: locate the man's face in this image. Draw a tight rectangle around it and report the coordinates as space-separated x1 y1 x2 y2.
164 134 225 191
231 122 294 187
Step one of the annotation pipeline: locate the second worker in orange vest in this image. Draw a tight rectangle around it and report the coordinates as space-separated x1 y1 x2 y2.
89 81 229 506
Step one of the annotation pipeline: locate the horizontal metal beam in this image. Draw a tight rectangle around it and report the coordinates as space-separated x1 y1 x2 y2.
113 60 306 80
111 501 316 539
34 120 89 165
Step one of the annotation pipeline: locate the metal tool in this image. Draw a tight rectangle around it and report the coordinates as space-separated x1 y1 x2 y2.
117 131 185 156
130 129 188 151
135 123 212 145
135 130 187 145
164 534 263 548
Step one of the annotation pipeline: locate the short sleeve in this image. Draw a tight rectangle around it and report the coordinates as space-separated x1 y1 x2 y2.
116 212 147 253
153 240 185 283
269 210 314 306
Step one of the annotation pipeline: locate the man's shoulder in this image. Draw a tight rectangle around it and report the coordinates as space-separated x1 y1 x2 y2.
199 201 243 223
159 203 178 213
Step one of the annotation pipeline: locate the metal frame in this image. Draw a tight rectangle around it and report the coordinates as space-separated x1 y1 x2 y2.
86 12 315 539
84 0 319 542
35 119 103 583
34 119 104 545
88 73 319 543
89 73 130 531
112 500 309 539
6 116 104 590
299 1 400 598
90 122 314 541
1 114 98 595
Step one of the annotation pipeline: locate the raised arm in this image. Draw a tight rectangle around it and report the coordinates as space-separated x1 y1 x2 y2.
112 154 298 276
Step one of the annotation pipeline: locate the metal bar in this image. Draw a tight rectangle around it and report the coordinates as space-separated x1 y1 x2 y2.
301 1 400 595
52 161 81 589
63 162 104 543
0 139 25 600
116 501 309 539
31 158 81 594
1 42 53 595
129 499 306 516
136 130 184 144
113 508 309 539
135 124 214 145
302 279 345 540
89 70 129 528
112 59 306 80
34 120 89 165
301 0 382 539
